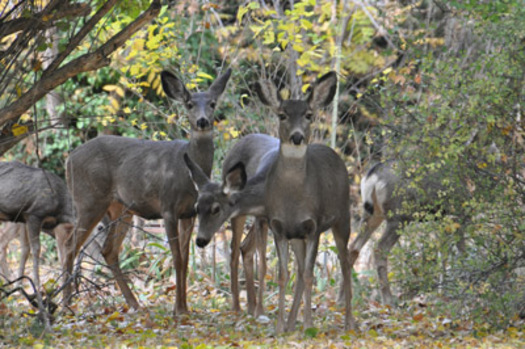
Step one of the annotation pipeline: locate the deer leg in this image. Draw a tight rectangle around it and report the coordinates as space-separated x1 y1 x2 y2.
286 239 307 332
274 233 290 334
240 218 257 315
25 216 51 329
350 215 383 267
333 220 356 331
165 217 183 317
337 214 383 305
177 218 194 315
102 208 138 309
248 218 268 317
230 215 246 313
254 218 268 317
62 202 107 306
17 224 30 282
374 219 401 306
53 223 72 267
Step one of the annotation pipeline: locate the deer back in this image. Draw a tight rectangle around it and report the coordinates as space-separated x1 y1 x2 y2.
0 161 74 227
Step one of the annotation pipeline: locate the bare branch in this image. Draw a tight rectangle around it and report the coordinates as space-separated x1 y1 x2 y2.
0 0 161 138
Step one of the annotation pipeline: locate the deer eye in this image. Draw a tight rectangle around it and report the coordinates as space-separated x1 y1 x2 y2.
210 101 216 109
187 102 194 110
305 112 313 121
278 112 287 121
211 203 220 215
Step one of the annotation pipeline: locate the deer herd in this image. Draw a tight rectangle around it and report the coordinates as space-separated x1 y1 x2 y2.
0 68 462 333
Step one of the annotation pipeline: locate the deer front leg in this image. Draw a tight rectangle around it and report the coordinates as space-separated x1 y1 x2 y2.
241 219 257 315
230 215 245 313
165 216 185 317
101 212 139 310
255 219 268 317
274 234 290 334
178 218 194 315
286 239 307 332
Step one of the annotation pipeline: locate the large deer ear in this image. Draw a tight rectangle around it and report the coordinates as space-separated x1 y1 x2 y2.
307 71 337 109
254 79 281 110
184 153 210 190
161 71 191 102
222 162 247 196
208 68 232 98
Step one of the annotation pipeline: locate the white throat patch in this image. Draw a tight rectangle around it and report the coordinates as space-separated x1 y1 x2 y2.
281 144 307 158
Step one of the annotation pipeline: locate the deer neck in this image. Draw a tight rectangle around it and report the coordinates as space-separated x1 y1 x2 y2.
188 130 214 177
275 144 308 179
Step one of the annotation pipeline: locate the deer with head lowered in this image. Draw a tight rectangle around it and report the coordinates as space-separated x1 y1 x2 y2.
186 72 354 332
0 161 74 329
63 68 231 316
184 133 278 316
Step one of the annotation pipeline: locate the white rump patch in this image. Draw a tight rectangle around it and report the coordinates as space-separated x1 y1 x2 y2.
281 144 307 158
361 173 388 211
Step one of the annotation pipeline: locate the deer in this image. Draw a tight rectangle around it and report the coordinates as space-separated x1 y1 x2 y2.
0 161 74 329
253 71 354 333
184 133 279 317
187 71 354 332
62 68 232 317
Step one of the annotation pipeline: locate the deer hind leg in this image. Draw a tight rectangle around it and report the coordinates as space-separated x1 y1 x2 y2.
17 224 30 282
25 216 51 329
63 199 109 306
230 215 246 313
374 219 401 306
102 203 138 309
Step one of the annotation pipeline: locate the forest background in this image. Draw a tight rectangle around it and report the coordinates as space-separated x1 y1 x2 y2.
0 0 524 347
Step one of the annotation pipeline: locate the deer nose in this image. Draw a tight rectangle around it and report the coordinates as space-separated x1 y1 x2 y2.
196 237 210 248
290 133 304 145
196 118 210 129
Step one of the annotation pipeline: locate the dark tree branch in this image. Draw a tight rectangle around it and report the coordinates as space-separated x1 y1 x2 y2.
0 0 162 151
43 0 120 75
0 2 90 38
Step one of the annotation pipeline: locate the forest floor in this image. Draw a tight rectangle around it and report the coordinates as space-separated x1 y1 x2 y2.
0 227 523 348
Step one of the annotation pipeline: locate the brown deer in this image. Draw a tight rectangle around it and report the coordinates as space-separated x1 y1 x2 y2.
62 68 231 316
187 72 354 332
184 133 278 317
254 72 354 332
0 161 74 329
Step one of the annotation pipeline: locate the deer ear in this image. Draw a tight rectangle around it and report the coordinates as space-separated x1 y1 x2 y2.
184 153 210 190
222 162 247 196
161 71 191 102
254 80 281 110
208 68 232 98
307 71 337 109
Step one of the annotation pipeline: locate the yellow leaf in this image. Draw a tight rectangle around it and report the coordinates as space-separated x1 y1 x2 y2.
12 124 28 136
110 97 120 111
123 107 132 114
140 123 148 130
20 113 31 122
106 311 120 322
301 83 311 94
197 71 214 80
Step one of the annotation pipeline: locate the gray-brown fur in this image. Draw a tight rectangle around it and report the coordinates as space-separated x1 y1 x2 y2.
185 133 278 316
0 161 74 329
254 71 355 333
63 68 231 316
